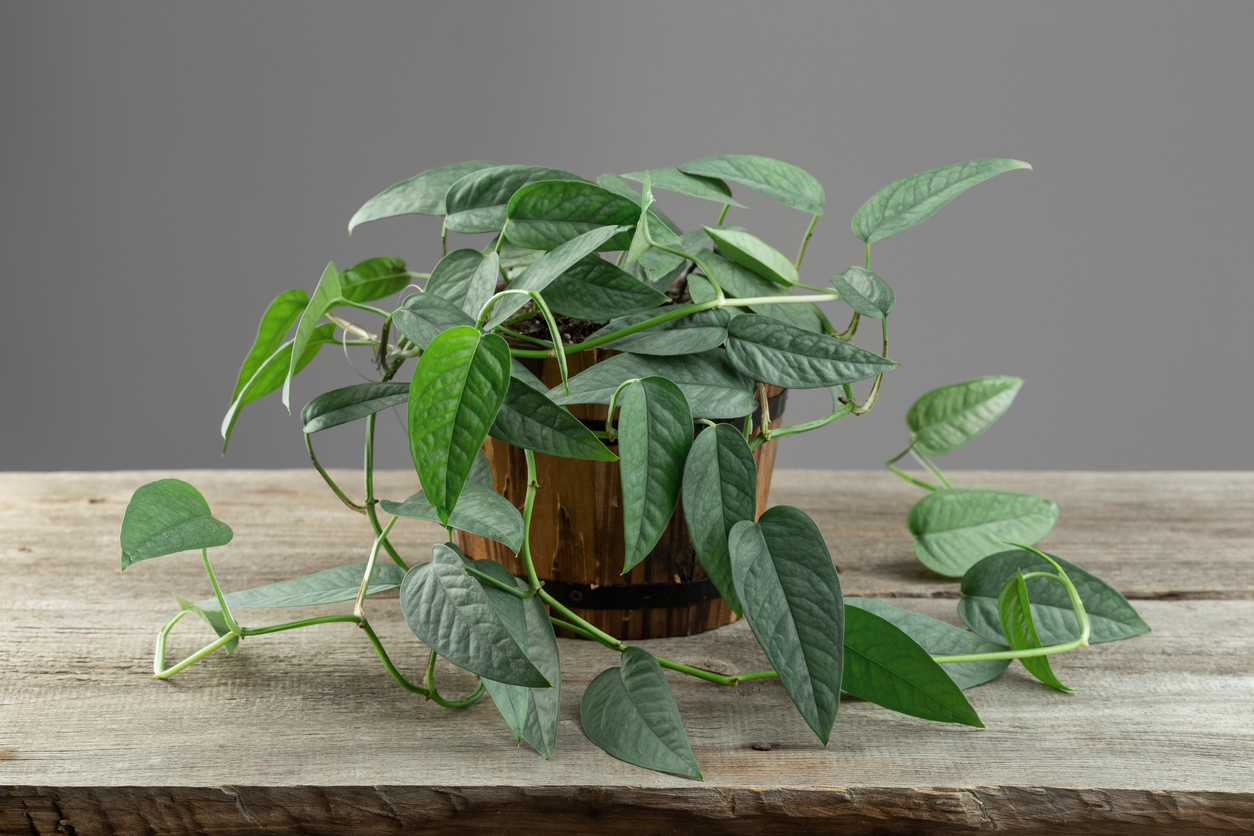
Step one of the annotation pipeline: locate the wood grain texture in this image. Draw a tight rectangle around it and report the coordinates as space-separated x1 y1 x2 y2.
1 470 1252 834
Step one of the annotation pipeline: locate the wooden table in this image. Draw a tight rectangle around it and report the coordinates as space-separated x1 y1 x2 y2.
2 470 1252 835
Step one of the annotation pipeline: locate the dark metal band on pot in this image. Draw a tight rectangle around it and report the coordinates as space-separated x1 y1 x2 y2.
542 577 723 610
578 391 788 437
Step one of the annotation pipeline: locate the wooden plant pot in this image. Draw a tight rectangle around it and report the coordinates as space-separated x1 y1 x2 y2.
458 349 785 640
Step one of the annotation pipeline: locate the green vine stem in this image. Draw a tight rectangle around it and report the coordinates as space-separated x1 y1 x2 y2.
794 213 819 270
885 444 941 491
364 413 408 569
354 515 398 617
200 548 240 635
520 449 543 593
305 433 368 515
425 650 488 709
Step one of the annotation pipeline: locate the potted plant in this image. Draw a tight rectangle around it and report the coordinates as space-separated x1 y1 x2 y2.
119 155 1149 779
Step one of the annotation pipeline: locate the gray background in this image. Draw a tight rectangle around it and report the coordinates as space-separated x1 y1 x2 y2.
3 1 1251 473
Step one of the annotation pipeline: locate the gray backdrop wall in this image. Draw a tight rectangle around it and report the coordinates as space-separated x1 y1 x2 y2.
4 1 1251 473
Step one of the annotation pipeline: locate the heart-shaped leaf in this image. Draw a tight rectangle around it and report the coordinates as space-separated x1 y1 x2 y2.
845 598 1009 690
552 350 756 419
382 485 524 552
483 225 631 330
393 292 476 350
729 506 843 744
506 180 640 251
468 449 495 489
725 314 898 389
283 262 343 410
907 376 1023 456
408 326 512 524
540 255 668 322
959 549 1150 646
999 570 1071 690
842 606 983 726
703 226 798 286
221 324 335 451
619 377 694 571
174 596 239 655
623 168 744 207
490 377 617 462
580 646 702 780
852 158 1031 244
426 249 500 318
197 562 406 609
349 160 498 230
908 488 1059 577
445 165 586 234
399 544 550 688
121 479 233 569
340 257 410 303
699 251 822 333
682 423 756 616
680 154 825 215
829 266 895 318
228 289 308 404
301 382 410 434
473 561 562 760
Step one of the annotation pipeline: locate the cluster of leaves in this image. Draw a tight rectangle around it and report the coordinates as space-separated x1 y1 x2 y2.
120 154 1148 780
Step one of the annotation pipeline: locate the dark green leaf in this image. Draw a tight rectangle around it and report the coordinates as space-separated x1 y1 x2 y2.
844 598 1009 690
541 255 668 321
468 449 495 489
445 165 585 234
382 485 524 552
491 236 545 272
829 266 895 318
408 327 512 524
908 488 1059 577
220 325 336 451
580 646 702 780
601 308 729 356
959 549 1150 646
682 423 756 615
510 359 548 392
301 382 409 434
622 173 654 267
349 160 498 230
704 226 798 286
725 314 898 389
701 251 822 332
283 262 343 410
121 479 233 570
175 596 239 654
197 562 406 609
729 506 843 744
229 289 308 404
907 376 1023 456
490 378 617 461
999 570 1071 690
680 154 825 215
340 256 410 303
394 292 476 350
399 544 549 687
842 606 983 725
852 158 1031 244
551 350 756 419
619 377 694 571
623 168 744 207
474 561 562 760
504 180 639 251
483 225 632 330
426 249 500 318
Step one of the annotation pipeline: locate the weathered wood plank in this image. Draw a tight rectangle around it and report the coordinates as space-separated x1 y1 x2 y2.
2 471 1252 834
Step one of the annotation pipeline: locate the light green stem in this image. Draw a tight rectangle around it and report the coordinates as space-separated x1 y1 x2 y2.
794 213 819 270
200 549 240 635
336 298 391 319
354 515 398 617
716 203 729 226
520 450 542 592
365 413 408 569
153 631 237 679
913 450 954 489
153 610 190 674
305 433 368 514
425 650 488 709
885 444 940 491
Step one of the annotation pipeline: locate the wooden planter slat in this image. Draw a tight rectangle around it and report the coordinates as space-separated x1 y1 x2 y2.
1 470 1252 834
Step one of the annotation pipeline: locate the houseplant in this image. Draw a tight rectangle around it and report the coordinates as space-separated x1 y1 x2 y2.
119 156 1149 779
